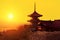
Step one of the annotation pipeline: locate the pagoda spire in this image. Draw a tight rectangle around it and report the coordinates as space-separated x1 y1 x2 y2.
28 3 42 17
34 2 36 12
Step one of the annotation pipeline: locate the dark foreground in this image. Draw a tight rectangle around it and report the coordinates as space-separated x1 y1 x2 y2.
0 26 60 40
29 31 60 40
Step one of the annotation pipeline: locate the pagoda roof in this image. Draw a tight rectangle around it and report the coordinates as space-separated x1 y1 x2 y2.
28 11 42 17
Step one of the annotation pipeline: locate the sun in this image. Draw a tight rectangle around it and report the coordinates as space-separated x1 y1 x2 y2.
8 13 13 19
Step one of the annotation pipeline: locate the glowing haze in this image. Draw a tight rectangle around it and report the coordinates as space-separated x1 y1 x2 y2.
0 0 60 31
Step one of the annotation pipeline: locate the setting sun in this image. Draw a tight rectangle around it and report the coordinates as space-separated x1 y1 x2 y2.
8 13 13 19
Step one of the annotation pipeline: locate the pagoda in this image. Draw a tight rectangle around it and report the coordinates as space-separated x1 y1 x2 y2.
28 3 42 31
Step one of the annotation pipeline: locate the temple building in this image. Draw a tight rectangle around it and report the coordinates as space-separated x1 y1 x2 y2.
28 3 60 31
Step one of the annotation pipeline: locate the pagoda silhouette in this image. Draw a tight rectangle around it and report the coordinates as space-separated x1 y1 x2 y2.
28 3 43 31
28 3 60 31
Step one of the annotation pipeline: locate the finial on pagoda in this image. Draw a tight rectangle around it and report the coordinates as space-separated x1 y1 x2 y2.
34 2 36 12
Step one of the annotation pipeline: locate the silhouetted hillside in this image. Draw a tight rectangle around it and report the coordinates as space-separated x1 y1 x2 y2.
0 25 60 40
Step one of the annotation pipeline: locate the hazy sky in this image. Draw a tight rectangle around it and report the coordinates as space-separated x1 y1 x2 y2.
0 0 60 31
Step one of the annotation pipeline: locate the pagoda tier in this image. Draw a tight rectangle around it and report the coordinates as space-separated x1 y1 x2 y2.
28 18 40 23
28 11 42 17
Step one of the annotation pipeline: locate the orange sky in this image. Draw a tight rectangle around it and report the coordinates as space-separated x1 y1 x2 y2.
0 0 60 31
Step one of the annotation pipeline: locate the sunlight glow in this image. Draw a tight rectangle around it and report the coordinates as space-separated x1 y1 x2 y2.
8 13 13 19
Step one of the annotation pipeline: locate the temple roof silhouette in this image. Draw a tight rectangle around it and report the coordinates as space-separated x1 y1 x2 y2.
28 11 42 17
